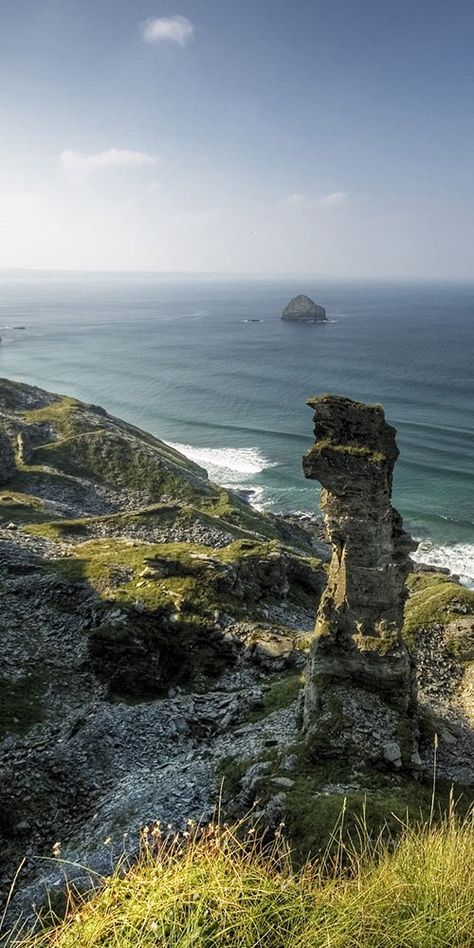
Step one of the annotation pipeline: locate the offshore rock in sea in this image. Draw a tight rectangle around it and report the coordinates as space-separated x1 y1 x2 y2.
301 394 419 769
281 294 327 322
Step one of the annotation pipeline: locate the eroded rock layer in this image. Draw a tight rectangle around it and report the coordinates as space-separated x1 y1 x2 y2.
302 394 418 768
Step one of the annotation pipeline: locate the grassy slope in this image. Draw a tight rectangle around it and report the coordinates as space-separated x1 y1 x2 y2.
0 386 321 641
404 572 474 638
0 384 314 550
0 382 320 706
15 814 474 947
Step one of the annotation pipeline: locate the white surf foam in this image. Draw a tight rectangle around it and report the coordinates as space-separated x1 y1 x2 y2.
411 540 474 589
168 443 275 481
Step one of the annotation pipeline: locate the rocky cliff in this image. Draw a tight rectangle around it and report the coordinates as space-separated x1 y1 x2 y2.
0 377 326 921
0 379 473 931
281 295 327 322
301 395 418 768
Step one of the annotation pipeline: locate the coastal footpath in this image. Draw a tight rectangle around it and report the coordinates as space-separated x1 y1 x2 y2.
0 377 473 931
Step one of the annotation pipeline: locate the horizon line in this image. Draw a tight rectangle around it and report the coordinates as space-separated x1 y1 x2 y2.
1 268 474 283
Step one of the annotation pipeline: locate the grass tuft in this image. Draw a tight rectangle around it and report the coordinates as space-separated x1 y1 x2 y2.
11 809 474 947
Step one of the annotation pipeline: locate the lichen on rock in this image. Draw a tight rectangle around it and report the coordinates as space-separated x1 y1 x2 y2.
301 394 419 769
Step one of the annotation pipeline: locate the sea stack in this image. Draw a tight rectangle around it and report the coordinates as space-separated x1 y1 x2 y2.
282 294 326 322
302 394 418 769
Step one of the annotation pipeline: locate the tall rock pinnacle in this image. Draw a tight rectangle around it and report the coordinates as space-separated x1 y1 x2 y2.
302 395 418 769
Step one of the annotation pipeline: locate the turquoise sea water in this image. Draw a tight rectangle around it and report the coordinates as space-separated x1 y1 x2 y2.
0 274 473 585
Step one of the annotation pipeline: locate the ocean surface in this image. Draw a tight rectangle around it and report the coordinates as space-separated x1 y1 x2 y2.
0 274 472 586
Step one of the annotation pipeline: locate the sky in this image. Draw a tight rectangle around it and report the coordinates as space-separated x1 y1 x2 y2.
1 0 474 277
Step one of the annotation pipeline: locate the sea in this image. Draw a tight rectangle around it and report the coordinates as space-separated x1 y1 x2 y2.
0 273 472 586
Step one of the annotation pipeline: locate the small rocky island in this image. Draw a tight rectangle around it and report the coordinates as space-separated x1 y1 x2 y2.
282 294 327 322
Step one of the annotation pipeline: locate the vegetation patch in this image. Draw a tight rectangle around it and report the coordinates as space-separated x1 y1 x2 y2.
247 674 304 722
283 771 469 863
307 439 386 463
216 757 250 797
31 430 203 502
222 741 473 864
404 572 474 638
40 536 318 693
25 504 179 542
25 396 88 438
44 536 316 617
0 491 53 525
15 813 474 947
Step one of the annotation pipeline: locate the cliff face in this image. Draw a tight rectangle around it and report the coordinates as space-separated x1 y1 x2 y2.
302 395 419 768
0 377 327 915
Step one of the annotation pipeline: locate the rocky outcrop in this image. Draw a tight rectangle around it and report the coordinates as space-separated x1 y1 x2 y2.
302 394 418 769
0 377 327 918
1 380 473 927
282 295 327 322
0 432 15 484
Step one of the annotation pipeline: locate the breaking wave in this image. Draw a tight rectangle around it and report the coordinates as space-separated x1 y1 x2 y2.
411 540 474 589
167 443 276 482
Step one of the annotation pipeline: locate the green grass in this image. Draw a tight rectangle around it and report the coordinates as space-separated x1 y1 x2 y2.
35 537 317 691
25 396 207 476
218 742 473 865
42 537 223 617
404 572 474 637
202 489 282 542
13 811 474 947
19 395 216 506
246 674 304 722
306 440 386 463
0 491 52 525
42 537 283 612
25 396 87 438
40 535 318 623
24 504 179 541
283 775 445 863
30 430 201 501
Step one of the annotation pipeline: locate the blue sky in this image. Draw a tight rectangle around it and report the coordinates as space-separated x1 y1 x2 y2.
1 0 473 275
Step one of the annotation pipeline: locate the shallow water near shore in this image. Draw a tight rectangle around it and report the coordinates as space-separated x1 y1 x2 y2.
0 274 473 584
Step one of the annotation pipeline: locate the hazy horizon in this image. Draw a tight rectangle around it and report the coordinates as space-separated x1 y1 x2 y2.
2 268 474 284
1 1 474 278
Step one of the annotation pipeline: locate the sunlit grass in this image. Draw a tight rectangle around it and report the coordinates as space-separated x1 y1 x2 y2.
11 805 474 947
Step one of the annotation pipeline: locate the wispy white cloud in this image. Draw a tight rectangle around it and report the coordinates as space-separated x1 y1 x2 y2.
142 15 194 46
280 191 348 210
317 191 347 208
60 148 158 175
280 193 306 207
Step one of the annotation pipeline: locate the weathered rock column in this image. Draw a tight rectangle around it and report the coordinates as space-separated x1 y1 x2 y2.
302 395 418 768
